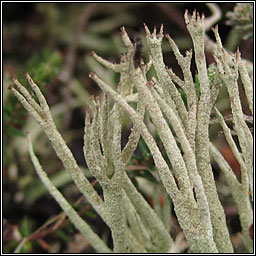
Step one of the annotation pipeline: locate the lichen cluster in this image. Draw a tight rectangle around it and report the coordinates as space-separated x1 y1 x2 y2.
10 10 253 253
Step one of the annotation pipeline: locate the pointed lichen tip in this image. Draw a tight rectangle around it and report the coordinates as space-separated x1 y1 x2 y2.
165 34 173 43
160 23 164 34
89 51 95 57
143 23 150 35
235 47 240 61
89 72 95 78
120 26 126 34
25 73 31 81
153 26 157 35
95 95 100 105
201 12 205 21
185 49 191 56
184 9 189 21
192 9 197 19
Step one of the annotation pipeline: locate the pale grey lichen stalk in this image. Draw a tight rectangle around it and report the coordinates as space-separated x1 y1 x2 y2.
212 27 253 199
185 12 233 252
10 9 253 253
10 75 107 220
209 143 253 253
144 24 188 131
27 133 112 253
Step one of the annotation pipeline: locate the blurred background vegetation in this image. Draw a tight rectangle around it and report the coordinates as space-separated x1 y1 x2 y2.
3 2 253 253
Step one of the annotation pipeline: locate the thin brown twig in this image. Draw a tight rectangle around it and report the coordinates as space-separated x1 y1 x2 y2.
15 193 95 252
210 113 253 125
60 3 97 83
59 3 97 130
28 213 66 241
